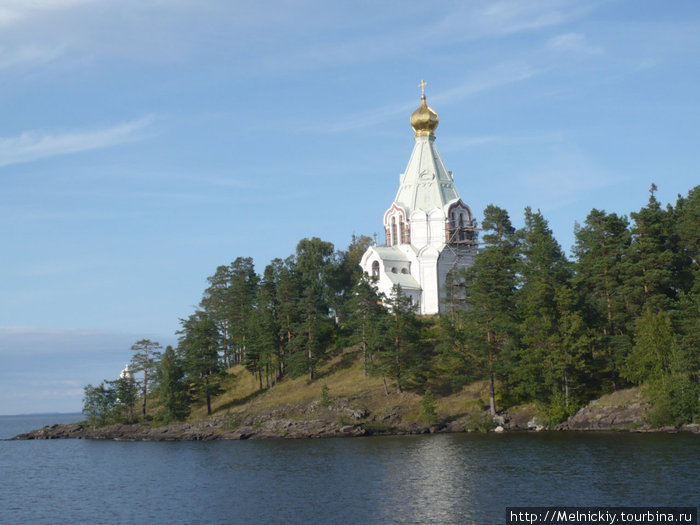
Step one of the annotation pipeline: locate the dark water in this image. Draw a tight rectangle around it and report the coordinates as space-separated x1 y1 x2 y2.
1 415 697 524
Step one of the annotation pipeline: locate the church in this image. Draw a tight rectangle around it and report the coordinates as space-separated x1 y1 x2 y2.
359 83 478 315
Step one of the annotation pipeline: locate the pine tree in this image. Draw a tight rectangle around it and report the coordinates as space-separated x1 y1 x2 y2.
572 208 631 391
461 205 519 415
344 274 388 376
178 312 222 415
625 184 675 316
514 208 571 404
373 285 420 394
156 345 189 422
129 339 162 418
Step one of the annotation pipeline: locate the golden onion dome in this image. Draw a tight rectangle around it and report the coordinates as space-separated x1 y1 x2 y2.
410 92 439 138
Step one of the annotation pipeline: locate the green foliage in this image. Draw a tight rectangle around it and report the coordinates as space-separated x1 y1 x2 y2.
467 412 496 433
370 285 422 393
178 312 224 415
129 339 162 418
156 345 190 423
82 376 138 427
320 384 332 407
81 185 700 428
460 205 520 415
419 388 438 423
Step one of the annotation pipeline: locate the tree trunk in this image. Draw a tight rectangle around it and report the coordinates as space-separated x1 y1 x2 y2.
382 375 390 396
489 372 496 416
205 376 212 415
142 369 148 417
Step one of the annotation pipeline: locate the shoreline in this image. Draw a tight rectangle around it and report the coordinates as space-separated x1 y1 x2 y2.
11 416 700 441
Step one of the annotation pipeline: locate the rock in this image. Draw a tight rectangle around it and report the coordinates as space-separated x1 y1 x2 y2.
494 425 504 433
493 415 505 425
349 408 369 420
527 417 544 431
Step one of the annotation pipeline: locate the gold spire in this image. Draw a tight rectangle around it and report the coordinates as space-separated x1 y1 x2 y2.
410 79 439 138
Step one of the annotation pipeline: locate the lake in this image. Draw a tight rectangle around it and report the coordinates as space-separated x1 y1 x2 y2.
1 414 697 524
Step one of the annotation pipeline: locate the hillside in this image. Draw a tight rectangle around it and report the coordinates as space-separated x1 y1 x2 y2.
15 347 700 440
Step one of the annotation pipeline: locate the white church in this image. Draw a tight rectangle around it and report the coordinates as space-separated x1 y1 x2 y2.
360 83 478 315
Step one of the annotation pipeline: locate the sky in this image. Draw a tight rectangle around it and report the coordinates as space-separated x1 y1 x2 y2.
1 0 699 415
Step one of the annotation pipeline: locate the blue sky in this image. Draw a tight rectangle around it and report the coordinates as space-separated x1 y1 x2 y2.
1 0 698 415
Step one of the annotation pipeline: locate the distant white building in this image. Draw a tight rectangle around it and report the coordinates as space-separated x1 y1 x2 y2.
120 364 134 381
360 84 477 315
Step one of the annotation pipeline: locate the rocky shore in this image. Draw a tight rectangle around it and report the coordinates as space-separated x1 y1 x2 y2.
12 389 699 441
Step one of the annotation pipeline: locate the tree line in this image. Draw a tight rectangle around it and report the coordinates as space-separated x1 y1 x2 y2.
83 184 699 427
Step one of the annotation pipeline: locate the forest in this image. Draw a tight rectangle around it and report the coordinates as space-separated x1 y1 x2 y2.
83 184 699 428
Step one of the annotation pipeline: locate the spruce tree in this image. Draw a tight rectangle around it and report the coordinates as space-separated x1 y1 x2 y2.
178 313 222 415
461 205 519 415
514 208 571 403
156 345 189 422
572 209 631 391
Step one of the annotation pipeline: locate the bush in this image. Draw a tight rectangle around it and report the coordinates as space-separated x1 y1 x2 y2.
320 384 332 407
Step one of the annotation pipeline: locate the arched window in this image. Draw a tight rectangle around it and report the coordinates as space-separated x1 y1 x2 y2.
372 261 380 279
398 218 404 244
458 213 465 241
391 217 398 246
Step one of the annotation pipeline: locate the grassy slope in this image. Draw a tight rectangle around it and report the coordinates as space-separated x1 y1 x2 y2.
185 347 499 429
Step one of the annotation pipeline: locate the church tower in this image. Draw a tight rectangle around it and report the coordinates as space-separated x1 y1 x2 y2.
360 82 478 315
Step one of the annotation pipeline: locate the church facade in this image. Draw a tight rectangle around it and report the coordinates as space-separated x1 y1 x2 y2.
359 85 478 315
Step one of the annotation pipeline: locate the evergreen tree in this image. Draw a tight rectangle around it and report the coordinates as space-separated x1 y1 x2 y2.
372 285 421 394
625 184 675 316
572 208 631 391
273 256 302 377
129 339 162 418
344 274 388 376
156 345 190 422
674 185 700 294
83 382 117 427
178 312 222 415
200 258 258 367
292 238 336 380
461 205 520 415
514 208 571 404
332 234 373 322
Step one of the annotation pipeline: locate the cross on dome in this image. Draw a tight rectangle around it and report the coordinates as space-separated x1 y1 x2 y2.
410 79 439 138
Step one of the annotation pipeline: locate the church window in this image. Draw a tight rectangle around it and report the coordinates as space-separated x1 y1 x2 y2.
398 218 404 244
391 267 397 274
372 261 380 278
401 268 408 274
391 217 398 246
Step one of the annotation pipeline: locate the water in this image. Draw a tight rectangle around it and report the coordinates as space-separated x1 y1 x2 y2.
1 415 698 524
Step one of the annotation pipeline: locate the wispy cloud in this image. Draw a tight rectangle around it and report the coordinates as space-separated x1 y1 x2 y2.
0 116 157 168
0 43 63 68
0 0 96 28
441 131 565 151
324 61 540 133
0 326 171 356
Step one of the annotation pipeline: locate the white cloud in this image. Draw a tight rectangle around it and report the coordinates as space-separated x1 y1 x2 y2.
0 0 96 28
0 116 157 168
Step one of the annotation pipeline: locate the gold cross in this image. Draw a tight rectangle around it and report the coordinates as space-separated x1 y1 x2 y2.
419 79 427 96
